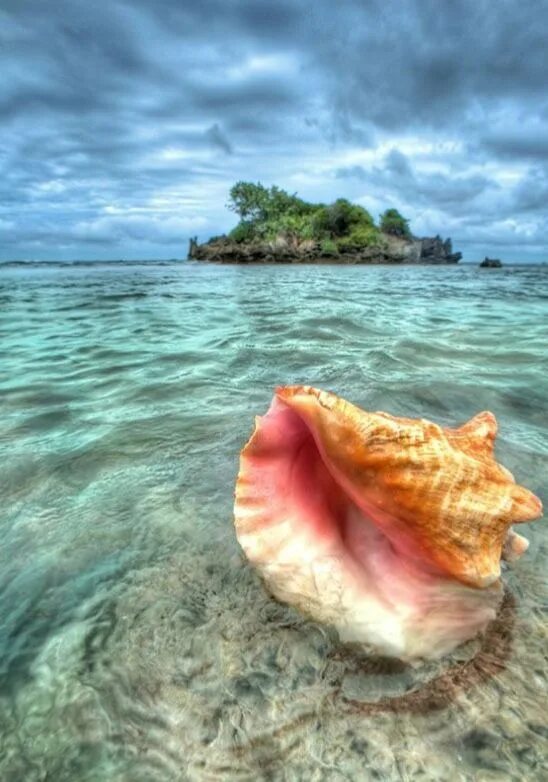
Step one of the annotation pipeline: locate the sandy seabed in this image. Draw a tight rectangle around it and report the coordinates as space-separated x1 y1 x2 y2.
1 520 546 782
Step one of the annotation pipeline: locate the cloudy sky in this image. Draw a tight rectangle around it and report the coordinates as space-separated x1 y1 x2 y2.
1 0 547 261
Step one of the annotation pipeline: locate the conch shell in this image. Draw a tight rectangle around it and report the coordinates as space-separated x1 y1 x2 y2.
234 386 543 660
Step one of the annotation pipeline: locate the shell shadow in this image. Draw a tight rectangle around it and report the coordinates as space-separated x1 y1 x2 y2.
229 591 517 762
336 589 516 716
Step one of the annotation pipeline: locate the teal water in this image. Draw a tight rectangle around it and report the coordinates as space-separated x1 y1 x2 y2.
0 261 546 781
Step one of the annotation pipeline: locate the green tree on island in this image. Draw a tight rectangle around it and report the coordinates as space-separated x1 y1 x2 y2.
227 182 269 222
226 181 412 252
379 208 411 237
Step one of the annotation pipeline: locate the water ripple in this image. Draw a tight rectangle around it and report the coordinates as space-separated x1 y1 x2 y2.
0 261 546 780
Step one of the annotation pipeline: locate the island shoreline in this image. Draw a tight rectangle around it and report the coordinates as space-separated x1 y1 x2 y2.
188 234 462 265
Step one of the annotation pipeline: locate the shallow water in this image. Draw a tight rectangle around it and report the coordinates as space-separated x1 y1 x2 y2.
0 260 546 781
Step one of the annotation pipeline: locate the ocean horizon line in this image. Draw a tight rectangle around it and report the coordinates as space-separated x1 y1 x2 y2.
0 258 546 268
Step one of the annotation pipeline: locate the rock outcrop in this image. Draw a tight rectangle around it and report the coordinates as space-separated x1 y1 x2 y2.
418 235 462 264
480 257 502 268
188 233 462 265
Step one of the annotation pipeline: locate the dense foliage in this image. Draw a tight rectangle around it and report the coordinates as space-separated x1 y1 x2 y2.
379 208 411 237
227 182 411 252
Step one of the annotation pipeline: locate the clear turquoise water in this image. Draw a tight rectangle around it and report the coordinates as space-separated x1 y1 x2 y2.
0 261 546 781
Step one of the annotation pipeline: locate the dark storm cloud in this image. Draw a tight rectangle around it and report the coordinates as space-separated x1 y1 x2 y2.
481 131 548 161
205 125 233 155
0 0 547 260
511 166 548 212
318 0 548 130
337 151 494 212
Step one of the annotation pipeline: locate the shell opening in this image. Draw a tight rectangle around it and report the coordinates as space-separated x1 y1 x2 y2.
235 395 505 660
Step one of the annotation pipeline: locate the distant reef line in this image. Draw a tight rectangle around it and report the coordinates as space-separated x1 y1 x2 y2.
188 181 462 265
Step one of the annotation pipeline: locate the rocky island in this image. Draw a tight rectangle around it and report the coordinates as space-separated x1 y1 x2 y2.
189 181 462 265
480 257 503 268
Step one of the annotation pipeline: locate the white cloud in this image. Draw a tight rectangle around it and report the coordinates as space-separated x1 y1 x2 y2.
70 214 208 244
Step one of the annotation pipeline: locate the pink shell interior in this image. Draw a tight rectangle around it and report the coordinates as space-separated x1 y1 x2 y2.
235 396 504 660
